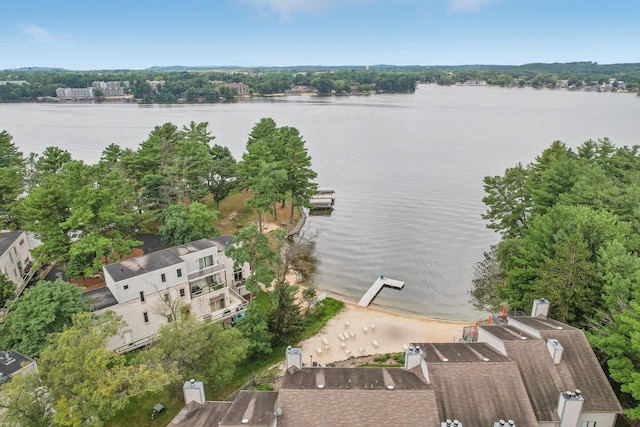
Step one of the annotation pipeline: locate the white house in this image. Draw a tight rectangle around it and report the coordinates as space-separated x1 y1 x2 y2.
0 231 35 297
88 236 251 353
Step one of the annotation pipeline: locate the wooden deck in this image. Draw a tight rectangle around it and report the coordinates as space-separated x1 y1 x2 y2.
358 276 405 307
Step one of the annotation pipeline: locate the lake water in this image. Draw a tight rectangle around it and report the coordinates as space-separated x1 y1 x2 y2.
1 85 639 321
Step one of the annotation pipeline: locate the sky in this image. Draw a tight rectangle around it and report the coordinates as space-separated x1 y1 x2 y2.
1 0 638 70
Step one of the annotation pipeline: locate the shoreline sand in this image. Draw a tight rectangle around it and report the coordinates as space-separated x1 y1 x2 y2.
299 299 470 366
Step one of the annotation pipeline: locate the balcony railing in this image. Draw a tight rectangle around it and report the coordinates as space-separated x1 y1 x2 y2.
114 333 159 354
188 262 224 281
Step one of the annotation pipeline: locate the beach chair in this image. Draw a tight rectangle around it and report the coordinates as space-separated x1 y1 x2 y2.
372 340 379 347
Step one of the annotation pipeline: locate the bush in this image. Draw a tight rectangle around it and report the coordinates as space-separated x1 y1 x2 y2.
392 353 405 364
373 354 391 363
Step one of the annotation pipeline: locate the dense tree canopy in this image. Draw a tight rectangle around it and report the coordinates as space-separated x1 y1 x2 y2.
39 312 168 426
0 279 87 357
474 138 640 418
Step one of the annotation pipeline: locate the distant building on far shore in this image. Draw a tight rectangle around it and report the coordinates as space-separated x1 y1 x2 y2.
225 82 249 95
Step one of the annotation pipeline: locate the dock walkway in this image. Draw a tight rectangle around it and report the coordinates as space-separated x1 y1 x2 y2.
358 276 405 307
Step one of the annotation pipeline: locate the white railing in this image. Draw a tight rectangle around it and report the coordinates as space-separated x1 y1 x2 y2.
188 262 224 280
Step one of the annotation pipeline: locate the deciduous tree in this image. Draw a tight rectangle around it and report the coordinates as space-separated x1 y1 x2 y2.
39 312 168 426
0 279 87 357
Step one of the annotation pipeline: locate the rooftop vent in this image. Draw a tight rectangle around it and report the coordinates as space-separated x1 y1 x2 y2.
317 384 325 389
493 420 515 427
547 339 564 364
441 419 463 427
442 358 449 362
386 385 395 390
241 418 250 424
482 357 490 362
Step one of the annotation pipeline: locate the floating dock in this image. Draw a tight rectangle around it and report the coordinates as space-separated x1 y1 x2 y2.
310 188 336 210
358 276 405 307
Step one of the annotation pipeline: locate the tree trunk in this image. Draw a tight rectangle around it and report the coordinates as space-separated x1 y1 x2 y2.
290 195 295 224
281 199 286 208
273 202 278 221
258 211 263 233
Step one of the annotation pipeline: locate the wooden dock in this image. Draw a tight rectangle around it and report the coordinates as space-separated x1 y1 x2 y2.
358 276 405 307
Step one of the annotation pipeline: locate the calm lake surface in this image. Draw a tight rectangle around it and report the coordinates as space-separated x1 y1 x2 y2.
2 85 639 320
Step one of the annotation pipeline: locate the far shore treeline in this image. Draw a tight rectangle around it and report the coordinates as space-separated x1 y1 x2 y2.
1 61 640 103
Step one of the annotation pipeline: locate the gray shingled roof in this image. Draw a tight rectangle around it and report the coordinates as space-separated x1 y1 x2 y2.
480 325 537 341
168 401 232 427
502 339 564 422
511 316 577 331
415 342 539 426
104 239 215 282
0 231 22 256
220 391 278 426
539 329 623 413
278 367 440 426
419 342 510 364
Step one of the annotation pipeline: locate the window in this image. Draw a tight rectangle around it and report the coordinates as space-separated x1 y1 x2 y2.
581 423 596 427
143 312 149 323
19 239 24 246
210 296 225 311
123 284 129 290
179 288 185 298
177 268 182 278
199 255 214 269
8 252 12 262
140 291 145 302
234 268 244 283
161 273 166 283
163 293 169 302
13 247 17 255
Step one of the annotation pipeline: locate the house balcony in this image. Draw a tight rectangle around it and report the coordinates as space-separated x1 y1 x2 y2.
196 287 248 323
188 262 224 281
190 279 225 298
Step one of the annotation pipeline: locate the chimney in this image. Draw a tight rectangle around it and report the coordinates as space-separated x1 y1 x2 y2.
285 346 302 370
558 390 584 427
531 299 550 318
183 379 205 405
404 346 423 371
547 339 564 364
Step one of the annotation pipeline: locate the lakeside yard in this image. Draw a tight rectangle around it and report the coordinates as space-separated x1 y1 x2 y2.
106 295 344 426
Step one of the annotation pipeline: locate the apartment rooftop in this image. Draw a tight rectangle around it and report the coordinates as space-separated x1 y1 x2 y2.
104 238 215 281
281 366 431 391
0 230 22 255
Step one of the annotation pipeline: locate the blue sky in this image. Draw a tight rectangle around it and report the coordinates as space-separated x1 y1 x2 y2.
1 0 638 70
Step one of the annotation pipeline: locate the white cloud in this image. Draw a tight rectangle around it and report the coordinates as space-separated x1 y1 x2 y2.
20 24 76 46
449 0 501 12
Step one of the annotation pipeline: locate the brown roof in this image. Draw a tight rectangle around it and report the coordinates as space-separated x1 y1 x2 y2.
278 367 440 426
480 325 537 341
539 329 623 413
502 339 564 422
509 316 577 332
168 401 232 427
419 342 511 364
221 391 278 427
415 343 538 426
281 366 431 391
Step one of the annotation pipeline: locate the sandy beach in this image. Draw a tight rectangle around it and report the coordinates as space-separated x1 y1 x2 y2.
299 300 469 366
258 219 473 366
